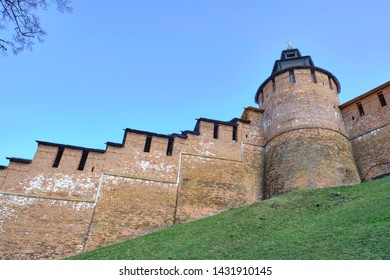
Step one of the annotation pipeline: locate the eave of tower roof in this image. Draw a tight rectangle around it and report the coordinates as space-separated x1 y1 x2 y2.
254 66 341 104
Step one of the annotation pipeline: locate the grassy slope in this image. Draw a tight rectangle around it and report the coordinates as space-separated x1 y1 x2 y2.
68 177 390 260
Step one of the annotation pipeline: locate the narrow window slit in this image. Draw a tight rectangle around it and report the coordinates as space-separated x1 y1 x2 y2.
328 76 333 90
78 150 89 171
144 135 152 152
213 123 219 139
232 126 237 142
166 137 174 156
311 69 317 83
378 92 387 107
357 102 365 116
289 70 296 84
52 146 64 168
272 78 276 92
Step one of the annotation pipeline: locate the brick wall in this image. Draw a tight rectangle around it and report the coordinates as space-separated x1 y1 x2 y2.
264 129 360 198
341 82 390 179
1 74 388 259
258 68 360 196
0 108 265 259
0 194 94 259
84 175 178 252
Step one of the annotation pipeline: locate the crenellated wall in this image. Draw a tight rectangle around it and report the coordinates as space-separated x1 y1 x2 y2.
0 47 389 260
340 81 390 180
0 107 265 259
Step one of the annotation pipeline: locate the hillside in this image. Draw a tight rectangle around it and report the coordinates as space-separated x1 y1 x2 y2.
67 177 390 260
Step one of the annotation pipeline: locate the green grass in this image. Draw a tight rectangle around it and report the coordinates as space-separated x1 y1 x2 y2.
68 177 390 260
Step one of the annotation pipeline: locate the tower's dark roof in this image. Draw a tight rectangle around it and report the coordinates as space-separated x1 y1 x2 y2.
254 48 341 104
272 48 314 74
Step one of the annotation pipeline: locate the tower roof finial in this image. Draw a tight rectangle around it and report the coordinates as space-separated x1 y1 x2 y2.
286 42 293 50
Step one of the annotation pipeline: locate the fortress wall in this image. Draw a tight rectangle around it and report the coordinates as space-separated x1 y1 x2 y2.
350 124 390 180
1 161 30 193
219 123 235 141
84 174 177 252
1 144 105 201
175 150 262 224
182 120 242 160
341 84 390 180
104 131 179 182
0 106 266 259
240 107 264 145
242 143 264 197
341 87 390 138
0 168 7 188
264 128 360 198
175 121 265 223
0 194 94 260
84 116 265 251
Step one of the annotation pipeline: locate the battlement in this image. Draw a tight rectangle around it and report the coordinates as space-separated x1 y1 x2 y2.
0 112 257 175
0 106 265 259
0 48 388 260
340 81 390 180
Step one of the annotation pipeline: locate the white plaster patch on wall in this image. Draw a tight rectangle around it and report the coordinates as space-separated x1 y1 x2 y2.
159 163 176 173
25 173 97 197
0 195 33 233
28 175 45 191
140 160 151 172
102 174 177 190
45 199 94 211
71 201 94 211
195 139 216 157
356 127 382 140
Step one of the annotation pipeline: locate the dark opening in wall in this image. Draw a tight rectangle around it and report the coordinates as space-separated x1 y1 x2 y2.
144 135 152 152
378 92 387 107
52 147 64 168
272 78 276 92
311 69 317 83
232 126 237 141
289 70 296 84
285 51 298 59
213 123 219 139
328 76 333 90
166 137 174 156
357 102 365 116
78 150 89 171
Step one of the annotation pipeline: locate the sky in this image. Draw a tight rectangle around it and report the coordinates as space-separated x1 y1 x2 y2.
1 0 389 166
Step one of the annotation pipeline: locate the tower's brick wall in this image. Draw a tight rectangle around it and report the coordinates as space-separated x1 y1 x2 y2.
260 69 345 143
258 68 360 196
264 129 360 198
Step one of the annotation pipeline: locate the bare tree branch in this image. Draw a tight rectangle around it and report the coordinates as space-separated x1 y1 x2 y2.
0 0 72 55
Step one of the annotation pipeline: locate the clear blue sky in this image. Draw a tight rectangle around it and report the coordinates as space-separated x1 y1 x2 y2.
1 0 389 166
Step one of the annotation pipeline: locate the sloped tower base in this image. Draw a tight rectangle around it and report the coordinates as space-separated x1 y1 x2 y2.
264 128 361 198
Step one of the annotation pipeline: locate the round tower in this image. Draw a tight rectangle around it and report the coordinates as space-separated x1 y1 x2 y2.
255 47 360 198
